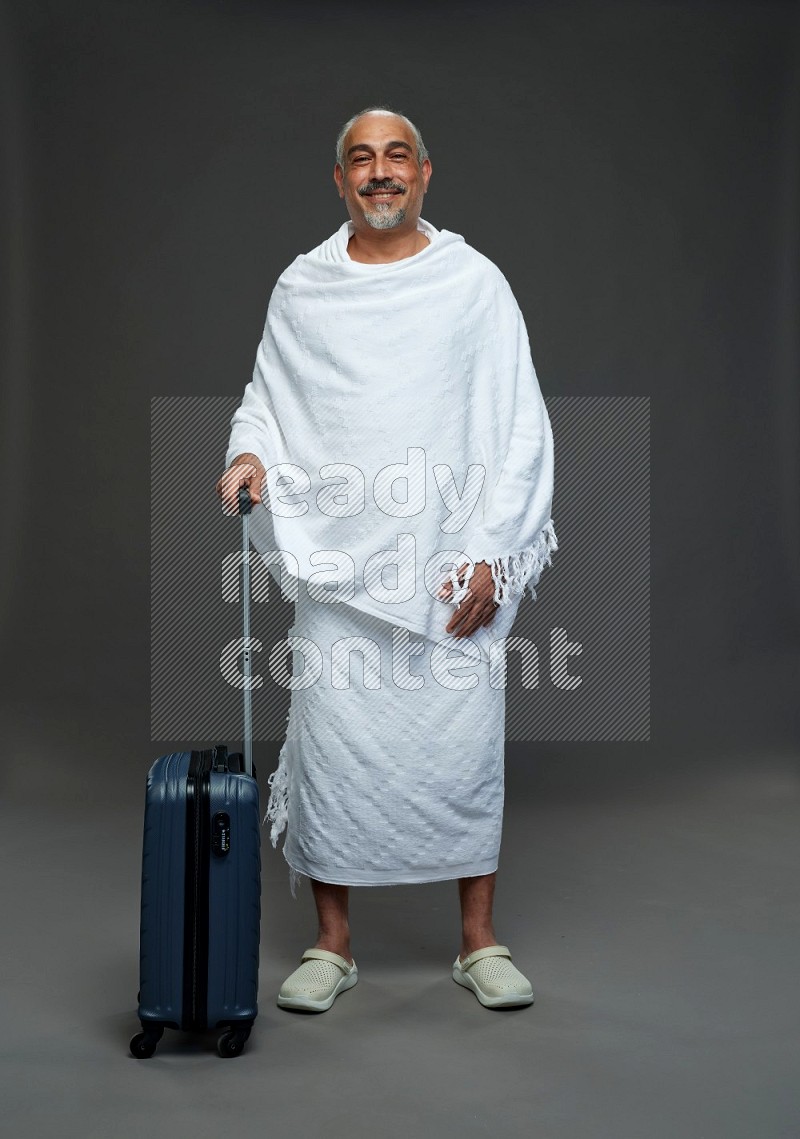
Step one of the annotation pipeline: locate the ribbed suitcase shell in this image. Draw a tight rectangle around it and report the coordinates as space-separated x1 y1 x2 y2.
137 750 261 1036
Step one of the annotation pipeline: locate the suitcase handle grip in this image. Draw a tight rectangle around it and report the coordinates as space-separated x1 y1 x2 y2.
238 485 253 776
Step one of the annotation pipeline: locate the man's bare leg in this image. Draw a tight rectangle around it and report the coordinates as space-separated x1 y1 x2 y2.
311 878 354 965
458 872 499 960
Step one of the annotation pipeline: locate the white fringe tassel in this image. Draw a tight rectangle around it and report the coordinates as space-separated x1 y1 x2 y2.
263 749 305 899
264 750 289 845
288 866 304 899
477 517 559 608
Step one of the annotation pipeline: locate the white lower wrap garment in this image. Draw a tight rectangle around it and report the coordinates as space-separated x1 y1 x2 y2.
265 589 506 896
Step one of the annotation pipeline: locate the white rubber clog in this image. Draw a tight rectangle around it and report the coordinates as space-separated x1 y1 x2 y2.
452 944 534 1008
277 948 359 1012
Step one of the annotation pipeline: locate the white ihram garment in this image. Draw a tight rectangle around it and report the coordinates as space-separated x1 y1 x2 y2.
224 217 557 895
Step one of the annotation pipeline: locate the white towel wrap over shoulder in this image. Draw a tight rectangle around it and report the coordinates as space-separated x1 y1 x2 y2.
225 217 558 668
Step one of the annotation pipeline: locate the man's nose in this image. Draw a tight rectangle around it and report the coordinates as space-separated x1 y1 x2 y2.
370 155 391 181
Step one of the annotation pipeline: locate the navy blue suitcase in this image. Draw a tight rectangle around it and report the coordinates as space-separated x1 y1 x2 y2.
131 487 261 1059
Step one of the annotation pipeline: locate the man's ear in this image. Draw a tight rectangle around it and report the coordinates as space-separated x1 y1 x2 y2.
333 162 345 198
422 157 432 193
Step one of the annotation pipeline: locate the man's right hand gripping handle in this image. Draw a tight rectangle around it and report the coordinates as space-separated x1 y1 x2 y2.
216 453 266 515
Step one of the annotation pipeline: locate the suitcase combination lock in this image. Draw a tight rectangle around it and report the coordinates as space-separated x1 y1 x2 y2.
212 812 231 856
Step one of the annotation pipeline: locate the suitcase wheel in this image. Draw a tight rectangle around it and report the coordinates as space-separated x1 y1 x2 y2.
130 1025 164 1059
217 1026 251 1058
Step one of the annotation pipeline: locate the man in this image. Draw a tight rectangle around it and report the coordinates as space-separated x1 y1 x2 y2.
216 106 557 1012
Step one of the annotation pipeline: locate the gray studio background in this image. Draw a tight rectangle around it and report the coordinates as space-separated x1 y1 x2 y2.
1 3 798 1139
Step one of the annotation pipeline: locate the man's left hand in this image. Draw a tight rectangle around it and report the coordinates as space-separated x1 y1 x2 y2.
439 561 499 639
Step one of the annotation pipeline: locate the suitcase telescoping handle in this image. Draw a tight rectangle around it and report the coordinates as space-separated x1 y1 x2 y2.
238 485 254 777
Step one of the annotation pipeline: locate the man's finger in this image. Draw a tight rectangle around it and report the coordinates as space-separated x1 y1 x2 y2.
449 596 499 638
218 463 264 513
445 592 477 635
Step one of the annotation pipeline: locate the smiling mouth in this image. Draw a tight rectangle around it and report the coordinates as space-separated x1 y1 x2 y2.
363 188 404 200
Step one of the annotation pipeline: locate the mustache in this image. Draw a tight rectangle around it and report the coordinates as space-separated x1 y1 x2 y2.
358 180 407 196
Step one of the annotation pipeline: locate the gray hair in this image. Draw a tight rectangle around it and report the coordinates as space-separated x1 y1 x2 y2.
335 105 429 169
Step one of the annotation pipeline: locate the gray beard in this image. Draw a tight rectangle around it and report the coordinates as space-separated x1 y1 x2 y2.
363 202 408 230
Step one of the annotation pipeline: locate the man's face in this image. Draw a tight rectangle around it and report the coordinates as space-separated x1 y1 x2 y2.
334 113 432 232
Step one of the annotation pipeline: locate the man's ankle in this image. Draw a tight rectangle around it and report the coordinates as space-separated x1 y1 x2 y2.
314 934 353 964
459 929 498 959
